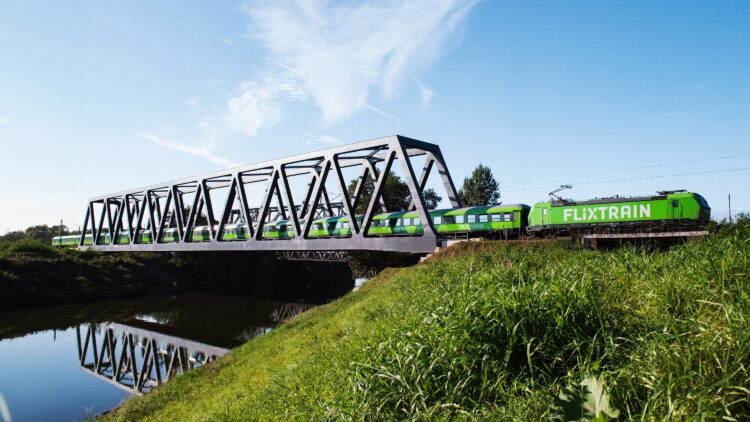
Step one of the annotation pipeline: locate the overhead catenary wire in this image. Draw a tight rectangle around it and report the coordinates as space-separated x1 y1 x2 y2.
502 166 750 193
502 152 750 184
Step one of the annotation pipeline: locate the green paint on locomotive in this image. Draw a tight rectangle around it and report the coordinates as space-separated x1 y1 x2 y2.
527 191 710 232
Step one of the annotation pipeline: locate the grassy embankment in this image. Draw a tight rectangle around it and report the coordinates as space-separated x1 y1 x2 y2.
0 240 352 309
105 226 750 420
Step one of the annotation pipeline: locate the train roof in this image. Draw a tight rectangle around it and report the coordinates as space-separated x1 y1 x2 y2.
440 204 530 215
548 190 696 207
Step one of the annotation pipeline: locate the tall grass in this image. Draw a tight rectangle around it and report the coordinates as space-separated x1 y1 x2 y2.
319 229 750 420
105 227 750 421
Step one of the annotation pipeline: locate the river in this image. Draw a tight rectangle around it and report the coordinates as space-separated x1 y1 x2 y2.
0 284 363 421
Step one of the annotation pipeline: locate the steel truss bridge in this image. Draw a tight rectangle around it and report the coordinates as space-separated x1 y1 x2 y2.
81 135 460 254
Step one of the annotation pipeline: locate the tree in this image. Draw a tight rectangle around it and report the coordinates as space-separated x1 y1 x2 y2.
183 205 210 226
0 223 70 244
0 231 25 243
24 224 65 243
423 188 442 210
346 171 442 213
347 171 408 214
458 164 500 206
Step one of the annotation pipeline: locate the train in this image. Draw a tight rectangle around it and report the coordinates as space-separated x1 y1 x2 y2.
52 190 710 246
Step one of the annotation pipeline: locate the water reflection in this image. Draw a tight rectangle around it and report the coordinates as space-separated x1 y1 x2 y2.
74 299 314 394
77 323 227 394
0 293 318 420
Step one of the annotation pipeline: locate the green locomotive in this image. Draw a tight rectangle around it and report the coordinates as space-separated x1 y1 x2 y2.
527 190 710 236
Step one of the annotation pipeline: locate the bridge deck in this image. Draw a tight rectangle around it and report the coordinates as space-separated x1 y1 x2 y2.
88 236 438 253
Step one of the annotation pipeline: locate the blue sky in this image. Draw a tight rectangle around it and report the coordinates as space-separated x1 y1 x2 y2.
0 1 748 231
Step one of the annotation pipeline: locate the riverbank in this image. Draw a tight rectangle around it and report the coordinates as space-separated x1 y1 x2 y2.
103 227 750 420
0 241 353 309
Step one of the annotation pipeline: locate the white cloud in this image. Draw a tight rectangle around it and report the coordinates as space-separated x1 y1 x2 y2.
319 134 342 145
242 0 477 125
225 82 283 137
415 79 435 110
140 133 240 168
151 1 476 167
362 103 399 121
187 97 201 113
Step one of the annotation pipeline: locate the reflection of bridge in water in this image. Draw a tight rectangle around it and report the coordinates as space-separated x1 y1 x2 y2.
76 302 313 394
77 323 227 394
270 302 314 323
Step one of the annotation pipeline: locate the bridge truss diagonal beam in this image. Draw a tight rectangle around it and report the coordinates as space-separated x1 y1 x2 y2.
80 135 460 253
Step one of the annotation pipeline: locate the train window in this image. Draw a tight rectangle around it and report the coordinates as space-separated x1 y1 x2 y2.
542 209 548 215
456 215 466 224
389 219 398 227
467 215 476 223
504 213 512 222
433 216 442 224
491 214 502 222
315 223 324 230
402 218 411 226
479 215 488 223
341 222 349 229
413 217 421 226
672 200 679 208
444 216 455 224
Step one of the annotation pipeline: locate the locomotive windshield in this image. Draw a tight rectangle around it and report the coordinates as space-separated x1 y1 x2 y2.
694 193 709 208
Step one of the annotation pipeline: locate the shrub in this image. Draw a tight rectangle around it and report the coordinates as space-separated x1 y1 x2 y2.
1 238 57 255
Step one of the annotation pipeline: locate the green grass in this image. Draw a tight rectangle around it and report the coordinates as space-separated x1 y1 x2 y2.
104 227 750 421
